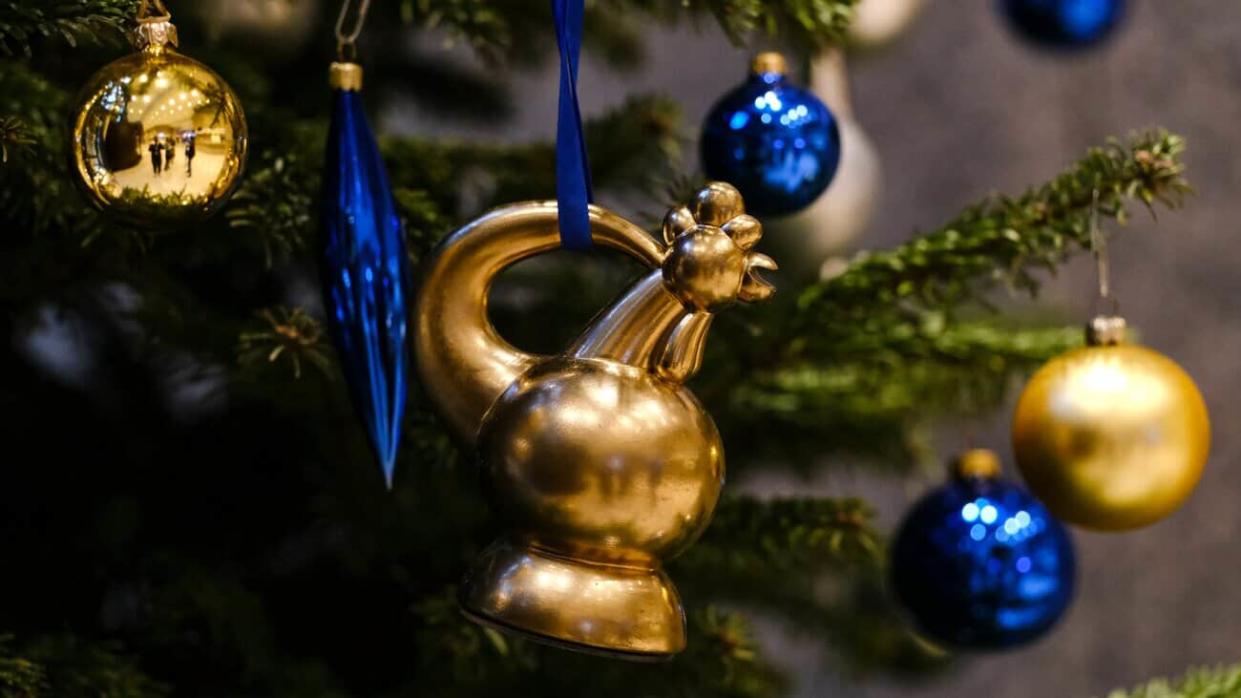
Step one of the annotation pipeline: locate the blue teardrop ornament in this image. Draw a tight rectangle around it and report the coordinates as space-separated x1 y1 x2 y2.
321 69 410 487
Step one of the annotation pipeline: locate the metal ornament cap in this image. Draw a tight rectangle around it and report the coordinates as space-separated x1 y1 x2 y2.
1012 337 1210 531
953 448 1002 481
1086 314 1126 346
329 62 364 92
135 18 179 52
751 51 788 76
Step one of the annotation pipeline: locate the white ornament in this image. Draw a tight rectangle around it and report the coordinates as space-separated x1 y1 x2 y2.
848 0 927 50
770 49 882 277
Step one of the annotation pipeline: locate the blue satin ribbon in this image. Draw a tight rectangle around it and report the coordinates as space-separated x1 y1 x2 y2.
552 0 593 250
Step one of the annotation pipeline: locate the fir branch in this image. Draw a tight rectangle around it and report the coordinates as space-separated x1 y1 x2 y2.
236 307 332 380
0 62 101 238
225 152 318 268
0 115 32 162
735 321 1082 423
0 634 167 698
0 0 135 56
620 0 858 47
674 499 942 678
1105 664 1241 698
712 132 1189 469
399 0 856 58
676 496 879 580
393 188 456 263
0 636 46 697
384 95 682 217
708 318 1078 471
793 131 1188 337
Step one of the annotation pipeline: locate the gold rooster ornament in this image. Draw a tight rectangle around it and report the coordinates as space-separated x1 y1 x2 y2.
414 182 776 659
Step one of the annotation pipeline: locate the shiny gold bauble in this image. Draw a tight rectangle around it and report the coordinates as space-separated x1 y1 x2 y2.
1012 317 1210 531
415 183 776 659
71 22 247 226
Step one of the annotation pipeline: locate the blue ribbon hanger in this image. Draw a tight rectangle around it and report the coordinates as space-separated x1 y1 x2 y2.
551 0 594 250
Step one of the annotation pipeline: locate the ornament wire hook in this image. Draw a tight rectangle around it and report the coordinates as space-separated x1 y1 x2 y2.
335 0 373 62
1089 188 1120 317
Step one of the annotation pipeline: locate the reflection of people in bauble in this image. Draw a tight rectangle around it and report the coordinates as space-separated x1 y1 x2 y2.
149 140 163 174
165 138 176 170
185 132 197 176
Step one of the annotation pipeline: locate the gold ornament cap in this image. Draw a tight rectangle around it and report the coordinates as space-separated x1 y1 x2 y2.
751 52 788 76
330 62 364 91
134 17 178 52
952 449 1002 481
1086 315 1127 346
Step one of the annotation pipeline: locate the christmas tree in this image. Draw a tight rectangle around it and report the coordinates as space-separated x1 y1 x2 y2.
0 1 1233 696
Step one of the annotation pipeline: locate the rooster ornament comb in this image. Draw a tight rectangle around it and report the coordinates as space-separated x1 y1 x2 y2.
414 183 777 659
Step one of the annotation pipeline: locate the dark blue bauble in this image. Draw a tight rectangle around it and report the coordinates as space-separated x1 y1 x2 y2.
1001 0 1126 49
321 81 411 487
891 467 1076 650
700 59 841 217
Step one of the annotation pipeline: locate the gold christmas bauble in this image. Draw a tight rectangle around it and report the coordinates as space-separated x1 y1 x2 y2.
1012 317 1210 531
70 16 247 226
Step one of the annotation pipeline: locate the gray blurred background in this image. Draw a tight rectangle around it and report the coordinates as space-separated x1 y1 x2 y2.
391 2 1241 695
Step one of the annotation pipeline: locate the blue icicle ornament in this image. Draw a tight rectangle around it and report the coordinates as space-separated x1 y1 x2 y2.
320 61 410 486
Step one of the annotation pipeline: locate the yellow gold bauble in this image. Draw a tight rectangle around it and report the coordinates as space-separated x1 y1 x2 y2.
70 13 247 226
1012 316 1210 531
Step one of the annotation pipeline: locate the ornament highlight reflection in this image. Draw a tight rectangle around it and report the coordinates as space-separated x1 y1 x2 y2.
414 183 776 658
891 450 1076 650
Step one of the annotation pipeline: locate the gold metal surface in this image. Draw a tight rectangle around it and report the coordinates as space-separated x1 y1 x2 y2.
1012 327 1210 531
1086 314 1127 346
134 18 178 52
751 51 788 76
414 182 776 658
329 62 364 92
70 9 247 226
953 448 1002 481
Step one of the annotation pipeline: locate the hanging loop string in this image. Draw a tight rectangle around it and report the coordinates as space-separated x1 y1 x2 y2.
551 0 594 250
335 0 373 61
137 0 170 21
1089 188 1120 316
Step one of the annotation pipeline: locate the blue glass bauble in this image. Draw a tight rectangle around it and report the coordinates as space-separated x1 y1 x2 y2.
321 65 411 487
701 53 841 218
1000 0 1126 49
891 453 1076 650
